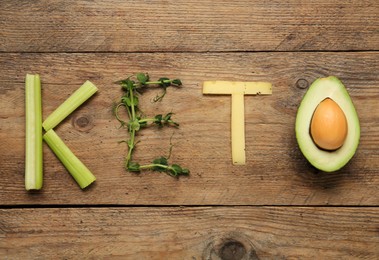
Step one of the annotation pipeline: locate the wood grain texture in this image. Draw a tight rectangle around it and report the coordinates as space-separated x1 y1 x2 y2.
1 0 378 52
0 207 378 259
1 1 378 258
1 52 378 206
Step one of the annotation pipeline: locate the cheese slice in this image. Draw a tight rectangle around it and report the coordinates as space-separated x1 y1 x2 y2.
203 81 272 95
232 93 246 165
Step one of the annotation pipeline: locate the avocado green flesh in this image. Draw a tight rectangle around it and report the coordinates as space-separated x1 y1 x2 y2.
295 76 360 172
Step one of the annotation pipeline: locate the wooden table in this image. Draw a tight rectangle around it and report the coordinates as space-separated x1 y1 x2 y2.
1 1 378 259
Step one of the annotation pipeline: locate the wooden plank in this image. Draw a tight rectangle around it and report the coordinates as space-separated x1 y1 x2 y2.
0 207 378 259
0 0 378 52
0 52 378 205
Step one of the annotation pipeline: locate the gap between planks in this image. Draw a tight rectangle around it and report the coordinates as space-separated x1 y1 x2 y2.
0 50 378 54
1 204 378 209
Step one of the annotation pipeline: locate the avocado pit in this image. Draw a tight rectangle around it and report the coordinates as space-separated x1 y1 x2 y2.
310 98 348 151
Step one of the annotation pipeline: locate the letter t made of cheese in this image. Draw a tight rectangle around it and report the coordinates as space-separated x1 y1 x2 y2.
203 81 272 165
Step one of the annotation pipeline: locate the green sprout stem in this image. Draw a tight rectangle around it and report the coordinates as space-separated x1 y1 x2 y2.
115 103 129 125
137 118 156 123
133 79 179 88
125 129 136 167
138 117 177 125
139 164 168 170
128 85 136 120
139 163 189 177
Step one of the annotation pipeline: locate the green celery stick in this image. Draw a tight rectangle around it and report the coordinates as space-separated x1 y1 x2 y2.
43 129 96 189
25 74 43 190
42 81 98 131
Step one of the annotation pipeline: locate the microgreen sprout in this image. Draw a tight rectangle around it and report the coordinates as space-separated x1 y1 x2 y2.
114 73 189 177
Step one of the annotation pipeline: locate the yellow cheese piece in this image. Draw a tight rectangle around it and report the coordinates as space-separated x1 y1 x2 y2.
203 80 272 165
203 81 272 95
232 92 246 165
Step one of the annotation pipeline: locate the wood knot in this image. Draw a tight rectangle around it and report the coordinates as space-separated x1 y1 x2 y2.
219 240 246 260
296 78 309 89
203 233 259 260
72 114 94 132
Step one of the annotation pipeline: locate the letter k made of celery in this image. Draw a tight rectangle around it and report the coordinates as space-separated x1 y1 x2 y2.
25 76 98 191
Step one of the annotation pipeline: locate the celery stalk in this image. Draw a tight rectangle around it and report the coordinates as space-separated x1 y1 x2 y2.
42 81 98 131
25 74 43 190
43 129 96 189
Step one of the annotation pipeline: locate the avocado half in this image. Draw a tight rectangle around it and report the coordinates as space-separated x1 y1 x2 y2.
295 76 360 172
